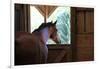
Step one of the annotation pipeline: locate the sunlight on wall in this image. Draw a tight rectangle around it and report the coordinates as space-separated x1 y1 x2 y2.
30 6 44 32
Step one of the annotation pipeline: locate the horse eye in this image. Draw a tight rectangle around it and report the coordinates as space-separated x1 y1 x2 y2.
56 29 57 31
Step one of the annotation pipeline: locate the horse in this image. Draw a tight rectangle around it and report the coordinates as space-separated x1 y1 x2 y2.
15 21 59 65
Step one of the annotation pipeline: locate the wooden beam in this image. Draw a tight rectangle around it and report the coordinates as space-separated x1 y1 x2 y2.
35 6 45 17
48 6 57 18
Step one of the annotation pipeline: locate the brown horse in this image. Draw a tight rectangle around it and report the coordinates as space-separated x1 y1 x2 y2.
15 21 59 65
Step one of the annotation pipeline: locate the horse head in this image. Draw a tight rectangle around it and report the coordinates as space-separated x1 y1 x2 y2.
49 21 60 44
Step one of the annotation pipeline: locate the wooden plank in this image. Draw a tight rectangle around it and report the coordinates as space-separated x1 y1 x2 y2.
76 8 94 12
54 50 66 62
47 46 72 63
35 6 45 17
77 11 85 33
77 46 94 61
76 34 94 47
86 11 94 33
71 7 77 61
48 45 70 50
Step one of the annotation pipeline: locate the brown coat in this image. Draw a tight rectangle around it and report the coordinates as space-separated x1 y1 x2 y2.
15 32 48 65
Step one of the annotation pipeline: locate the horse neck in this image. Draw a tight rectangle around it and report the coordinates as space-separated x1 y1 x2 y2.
40 27 49 44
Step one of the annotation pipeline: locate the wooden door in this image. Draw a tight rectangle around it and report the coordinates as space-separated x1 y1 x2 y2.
74 8 94 61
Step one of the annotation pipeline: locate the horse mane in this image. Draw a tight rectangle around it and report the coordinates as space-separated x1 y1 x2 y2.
33 22 55 33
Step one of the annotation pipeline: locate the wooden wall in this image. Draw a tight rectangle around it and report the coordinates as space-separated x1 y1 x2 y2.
47 7 94 63
75 8 94 61
15 4 30 33
47 45 72 63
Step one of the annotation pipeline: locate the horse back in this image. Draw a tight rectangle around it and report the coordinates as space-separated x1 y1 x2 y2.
15 32 43 65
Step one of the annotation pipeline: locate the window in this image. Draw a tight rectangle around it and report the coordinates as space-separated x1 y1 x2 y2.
47 7 71 44
30 5 71 44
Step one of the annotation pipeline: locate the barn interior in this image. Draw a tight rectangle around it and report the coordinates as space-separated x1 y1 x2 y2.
14 4 94 65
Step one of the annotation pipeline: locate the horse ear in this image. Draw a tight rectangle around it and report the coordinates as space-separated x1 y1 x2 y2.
51 21 53 23
54 20 57 25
